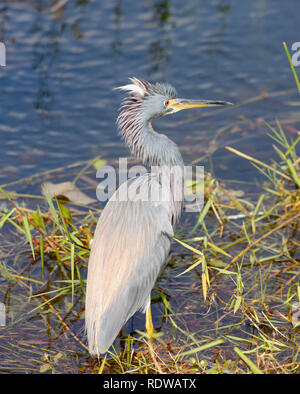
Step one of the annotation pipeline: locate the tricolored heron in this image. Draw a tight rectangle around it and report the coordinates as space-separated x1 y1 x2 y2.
85 78 232 355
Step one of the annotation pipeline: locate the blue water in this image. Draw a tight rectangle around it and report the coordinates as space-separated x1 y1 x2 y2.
0 0 299 186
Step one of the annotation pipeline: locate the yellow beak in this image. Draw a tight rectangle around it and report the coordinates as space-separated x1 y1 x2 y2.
166 98 233 114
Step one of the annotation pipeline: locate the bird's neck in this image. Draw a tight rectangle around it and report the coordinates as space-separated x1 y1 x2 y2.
121 118 185 228
125 118 184 169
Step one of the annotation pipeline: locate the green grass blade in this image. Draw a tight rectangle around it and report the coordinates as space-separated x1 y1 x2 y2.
176 257 202 277
0 207 15 229
181 338 225 357
283 41 300 93
30 288 70 312
191 188 218 233
6 217 26 234
173 237 203 256
286 158 300 187
285 134 300 157
44 191 60 227
40 234 44 280
98 354 107 374
70 243 75 303
234 347 263 374
207 241 232 257
23 215 35 259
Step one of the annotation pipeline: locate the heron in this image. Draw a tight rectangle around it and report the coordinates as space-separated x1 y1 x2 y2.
85 77 232 355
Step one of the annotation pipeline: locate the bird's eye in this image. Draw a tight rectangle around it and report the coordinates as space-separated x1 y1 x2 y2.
164 100 169 107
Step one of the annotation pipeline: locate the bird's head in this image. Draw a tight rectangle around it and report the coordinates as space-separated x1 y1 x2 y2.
115 77 233 121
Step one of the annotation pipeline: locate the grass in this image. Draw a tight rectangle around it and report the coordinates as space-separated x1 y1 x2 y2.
0 51 299 374
0 120 299 374
283 42 300 93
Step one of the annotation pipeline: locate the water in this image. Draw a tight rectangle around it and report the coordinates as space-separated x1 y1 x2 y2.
0 0 299 186
0 0 299 373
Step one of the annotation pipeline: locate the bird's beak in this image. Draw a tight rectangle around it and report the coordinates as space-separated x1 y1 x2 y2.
166 98 233 114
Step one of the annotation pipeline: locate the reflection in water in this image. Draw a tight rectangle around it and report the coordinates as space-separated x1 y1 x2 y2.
0 4 7 41
31 13 57 116
216 1 231 36
112 0 123 55
204 1 231 57
110 0 172 76
148 0 172 76
152 0 170 26
31 1 89 118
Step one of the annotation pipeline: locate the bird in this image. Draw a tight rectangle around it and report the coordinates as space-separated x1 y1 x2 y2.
85 77 232 356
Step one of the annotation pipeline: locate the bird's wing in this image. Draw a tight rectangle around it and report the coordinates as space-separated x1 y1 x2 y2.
85 174 174 355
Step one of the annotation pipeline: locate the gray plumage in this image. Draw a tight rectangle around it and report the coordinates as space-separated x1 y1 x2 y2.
85 77 232 355
85 78 183 355
85 176 175 354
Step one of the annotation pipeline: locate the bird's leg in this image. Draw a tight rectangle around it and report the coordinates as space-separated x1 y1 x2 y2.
145 304 154 337
146 304 163 372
